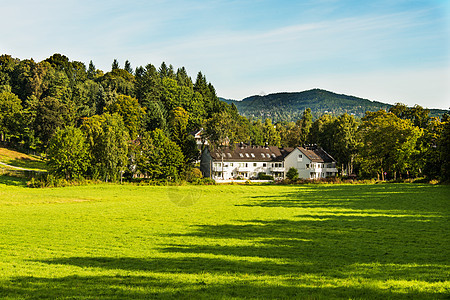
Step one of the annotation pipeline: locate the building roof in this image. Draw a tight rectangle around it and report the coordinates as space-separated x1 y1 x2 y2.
209 145 293 162
298 146 335 163
208 144 335 164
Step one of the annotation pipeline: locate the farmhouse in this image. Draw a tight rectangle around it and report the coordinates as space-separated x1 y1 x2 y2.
200 144 338 180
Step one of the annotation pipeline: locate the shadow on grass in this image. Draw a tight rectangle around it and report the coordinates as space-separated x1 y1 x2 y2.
0 175 27 186
1 157 47 170
1 273 445 300
239 184 449 215
3 184 448 299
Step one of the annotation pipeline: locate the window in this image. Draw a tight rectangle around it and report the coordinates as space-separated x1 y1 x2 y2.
298 154 303 162
227 153 232 158
271 153 276 158
250 153 255 158
306 164 309 169
239 153 244 157
261 153 265 158
253 163 257 167
230 163 234 167
263 163 267 167
245 153 249 158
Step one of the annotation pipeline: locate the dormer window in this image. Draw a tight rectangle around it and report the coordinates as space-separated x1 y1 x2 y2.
261 153 265 158
245 153 250 158
239 153 244 157
250 153 255 158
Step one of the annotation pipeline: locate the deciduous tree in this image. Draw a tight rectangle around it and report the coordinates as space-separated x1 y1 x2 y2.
47 126 89 179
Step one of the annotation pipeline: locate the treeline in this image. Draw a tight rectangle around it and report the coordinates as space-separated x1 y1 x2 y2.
204 104 450 182
0 53 449 182
224 89 448 122
0 53 225 181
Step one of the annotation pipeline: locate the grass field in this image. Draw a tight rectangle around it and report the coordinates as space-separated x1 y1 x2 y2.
0 177 449 299
0 147 47 171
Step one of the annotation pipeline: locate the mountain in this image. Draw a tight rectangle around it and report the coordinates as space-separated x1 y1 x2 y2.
219 89 447 122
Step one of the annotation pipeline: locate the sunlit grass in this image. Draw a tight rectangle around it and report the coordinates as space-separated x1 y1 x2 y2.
0 147 47 171
0 181 448 299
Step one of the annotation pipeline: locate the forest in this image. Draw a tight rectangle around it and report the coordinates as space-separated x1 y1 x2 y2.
222 89 448 122
0 53 449 183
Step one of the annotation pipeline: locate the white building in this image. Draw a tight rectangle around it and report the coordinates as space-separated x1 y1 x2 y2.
284 146 338 179
200 144 337 180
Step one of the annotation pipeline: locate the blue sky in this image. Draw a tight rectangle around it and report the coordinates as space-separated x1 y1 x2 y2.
1 0 449 109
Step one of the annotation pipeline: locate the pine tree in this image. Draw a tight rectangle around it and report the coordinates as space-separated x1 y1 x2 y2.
112 59 120 71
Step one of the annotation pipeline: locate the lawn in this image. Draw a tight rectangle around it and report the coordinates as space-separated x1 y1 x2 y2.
0 147 47 171
0 178 448 299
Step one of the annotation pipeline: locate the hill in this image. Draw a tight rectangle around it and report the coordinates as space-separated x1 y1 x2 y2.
0 147 47 172
220 89 448 122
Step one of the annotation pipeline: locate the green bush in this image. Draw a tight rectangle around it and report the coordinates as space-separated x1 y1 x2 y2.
257 172 274 180
286 167 299 180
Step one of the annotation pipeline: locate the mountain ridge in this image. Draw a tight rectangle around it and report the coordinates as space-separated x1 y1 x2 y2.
220 89 447 122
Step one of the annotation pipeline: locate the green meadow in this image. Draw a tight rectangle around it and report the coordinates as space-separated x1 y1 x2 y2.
0 177 449 299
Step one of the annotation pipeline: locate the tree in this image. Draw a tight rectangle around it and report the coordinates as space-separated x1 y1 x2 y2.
82 113 129 181
169 107 189 143
168 107 199 165
124 60 133 74
143 100 167 132
0 91 22 141
135 128 184 180
419 117 443 179
331 113 359 175
390 103 430 128
357 110 422 180
11 59 51 101
299 108 312 144
34 96 72 148
263 119 281 147
87 60 96 80
104 94 145 139
47 126 89 179
439 114 450 181
112 59 120 71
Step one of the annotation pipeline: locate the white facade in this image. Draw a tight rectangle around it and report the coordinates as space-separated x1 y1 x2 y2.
212 161 285 180
203 145 337 181
284 148 338 179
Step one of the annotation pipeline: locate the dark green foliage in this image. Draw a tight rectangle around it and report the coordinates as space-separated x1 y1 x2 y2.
286 167 299 180
34 96 73 148
134 128 184 180
124 60 133 74
111 59 119 71
1 52 449 182
257 172 273 180
439 115 450 181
